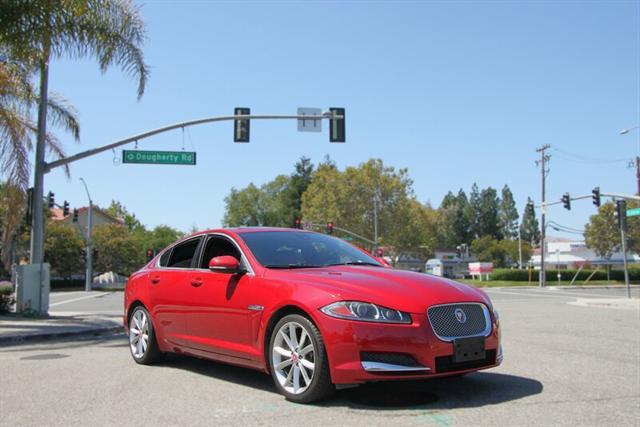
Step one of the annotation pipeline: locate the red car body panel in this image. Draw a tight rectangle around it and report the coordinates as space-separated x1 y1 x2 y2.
124 228 501 384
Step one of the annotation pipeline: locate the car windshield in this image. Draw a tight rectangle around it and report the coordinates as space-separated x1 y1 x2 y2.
238 231 382 269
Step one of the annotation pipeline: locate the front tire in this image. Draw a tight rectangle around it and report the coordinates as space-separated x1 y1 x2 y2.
269 314 334 403
128 306 162 365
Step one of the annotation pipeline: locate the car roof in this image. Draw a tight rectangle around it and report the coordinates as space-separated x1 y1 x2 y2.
192 226 313 236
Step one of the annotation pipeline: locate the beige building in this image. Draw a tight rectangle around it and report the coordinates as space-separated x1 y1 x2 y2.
50 206 123 238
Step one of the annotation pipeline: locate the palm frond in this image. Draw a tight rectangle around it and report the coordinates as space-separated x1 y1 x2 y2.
46 92 80 141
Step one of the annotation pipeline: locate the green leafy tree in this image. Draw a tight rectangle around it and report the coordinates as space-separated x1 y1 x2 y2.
302 159 428 257
44 221 84 279
499 185 519 240
93 223 143 276
223 182 277 227
584 202 621 261
466 183 482 239
520 198 540 246
106 200 144 233
440 189 471 247
478 187 502 239
145 225 183 253
284 157 314 226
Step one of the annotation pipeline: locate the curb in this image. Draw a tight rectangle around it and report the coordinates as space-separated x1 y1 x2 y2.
0 324 123 347
481 285 640 290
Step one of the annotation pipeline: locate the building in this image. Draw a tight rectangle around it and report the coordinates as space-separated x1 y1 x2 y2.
530 236 639 269
50 206 123 238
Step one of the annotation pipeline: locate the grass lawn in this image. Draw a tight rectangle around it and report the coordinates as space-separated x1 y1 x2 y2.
459 279 636 288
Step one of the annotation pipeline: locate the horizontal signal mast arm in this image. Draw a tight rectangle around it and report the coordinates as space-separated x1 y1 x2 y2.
536 192 640 208
44 113 343 172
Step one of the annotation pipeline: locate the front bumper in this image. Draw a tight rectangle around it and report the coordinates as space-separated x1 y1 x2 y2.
318 310 501 384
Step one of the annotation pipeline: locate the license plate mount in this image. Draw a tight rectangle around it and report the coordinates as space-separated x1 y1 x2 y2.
453 337 486 363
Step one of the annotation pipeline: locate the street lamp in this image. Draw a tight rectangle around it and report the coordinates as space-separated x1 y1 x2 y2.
620 125 640 195
79 178 93 292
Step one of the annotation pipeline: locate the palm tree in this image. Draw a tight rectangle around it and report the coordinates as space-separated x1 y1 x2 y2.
0 0 149 265
0 57 80 268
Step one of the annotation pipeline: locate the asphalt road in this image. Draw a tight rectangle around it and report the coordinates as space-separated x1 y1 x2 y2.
2 287 639 426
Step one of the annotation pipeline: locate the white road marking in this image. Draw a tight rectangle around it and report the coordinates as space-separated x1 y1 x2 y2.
49 292 111 307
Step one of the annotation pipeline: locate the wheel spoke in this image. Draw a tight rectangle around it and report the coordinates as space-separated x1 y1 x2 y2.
130 327 139 335
285 365 294 385
136 338 143 356
299 329 308 348
276 359 293 370
141 336 147 352
289 324 299 348
300 359 315 371
273 346 292 358
299 363 311 384
293 365 301 393
279 330 294 351
133 314 141 330
299 344 313 356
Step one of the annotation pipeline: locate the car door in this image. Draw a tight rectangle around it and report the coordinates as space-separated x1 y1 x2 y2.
148 236 203 347
184 234 260 360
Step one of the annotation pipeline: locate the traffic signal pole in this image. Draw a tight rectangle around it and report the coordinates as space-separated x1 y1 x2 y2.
620 219 630 298
28 111 343 314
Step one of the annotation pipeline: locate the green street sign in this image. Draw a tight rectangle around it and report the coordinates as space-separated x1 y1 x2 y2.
626 208 640 217
122 150 196 165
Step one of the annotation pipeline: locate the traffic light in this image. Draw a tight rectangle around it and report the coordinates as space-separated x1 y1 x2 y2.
294 218 301 229
72 208 79 223
376 248 384 257
146 248 154 262
562 193 571 210
234 107 250 142
62 200 70 216
329 108 345 143
326 222 334 234
47 191 55 209
592 187 601 207
615 200 627 231
456 246 461 257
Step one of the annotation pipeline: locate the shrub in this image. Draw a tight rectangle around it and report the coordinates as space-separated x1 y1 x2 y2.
490 268 640 282
0 283 15 314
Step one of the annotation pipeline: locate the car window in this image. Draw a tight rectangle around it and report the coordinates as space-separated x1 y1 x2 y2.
159 249 172 267
238 231 381 268
166 238 201 268
199 236 241 268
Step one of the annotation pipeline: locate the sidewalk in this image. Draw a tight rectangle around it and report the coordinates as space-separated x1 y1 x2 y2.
568 298 640 310
0 311 123 346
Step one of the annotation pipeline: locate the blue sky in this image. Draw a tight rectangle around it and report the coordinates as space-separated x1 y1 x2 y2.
42 0 639 238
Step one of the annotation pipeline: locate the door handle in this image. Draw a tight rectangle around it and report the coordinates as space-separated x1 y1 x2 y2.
190 280 203 287
151 277 161 285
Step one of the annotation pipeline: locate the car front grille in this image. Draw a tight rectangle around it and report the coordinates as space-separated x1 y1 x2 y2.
427 303 490 341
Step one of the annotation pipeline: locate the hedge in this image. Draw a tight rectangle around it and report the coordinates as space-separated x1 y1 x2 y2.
490 268 640 282
0 283 14 314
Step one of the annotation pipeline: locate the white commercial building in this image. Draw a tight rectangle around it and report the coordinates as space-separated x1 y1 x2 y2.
530 237 638 269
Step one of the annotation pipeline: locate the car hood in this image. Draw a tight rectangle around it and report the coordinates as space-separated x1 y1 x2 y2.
265 266 491 313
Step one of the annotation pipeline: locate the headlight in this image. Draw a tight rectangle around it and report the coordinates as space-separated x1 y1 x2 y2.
320 301 412 324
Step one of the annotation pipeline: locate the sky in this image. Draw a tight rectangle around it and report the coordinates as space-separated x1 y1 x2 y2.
41 0 640 239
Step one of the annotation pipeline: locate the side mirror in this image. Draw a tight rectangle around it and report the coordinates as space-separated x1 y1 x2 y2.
209 256 242 274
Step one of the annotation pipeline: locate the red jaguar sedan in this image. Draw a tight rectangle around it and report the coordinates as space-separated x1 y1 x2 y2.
124 227 502 403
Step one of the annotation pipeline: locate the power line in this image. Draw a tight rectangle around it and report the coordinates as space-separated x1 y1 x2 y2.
552 147 629 164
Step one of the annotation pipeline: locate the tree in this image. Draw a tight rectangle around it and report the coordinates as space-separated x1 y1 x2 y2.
499 185 519 240
439 189 471 247
107 200 144 233
584 202 620 261
144 225 183 253
302 159 429 257
520 198 540 246
1 0 149 266
466 183 482 239
478 187 502 239
284 157 314 226
44 221 84 279
0 59 79 267
92 223 143 276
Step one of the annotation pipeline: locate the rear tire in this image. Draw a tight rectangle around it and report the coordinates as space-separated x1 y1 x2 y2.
269 314 334 403
128 306 162 365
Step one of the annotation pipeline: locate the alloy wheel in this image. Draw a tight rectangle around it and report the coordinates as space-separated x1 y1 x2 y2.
129 309 149 359
272 321 316 395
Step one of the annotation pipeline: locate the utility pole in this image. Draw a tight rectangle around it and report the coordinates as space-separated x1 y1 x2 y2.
536 144 551 287
517 226 523 269
373 190 379 254
81 178 93 292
